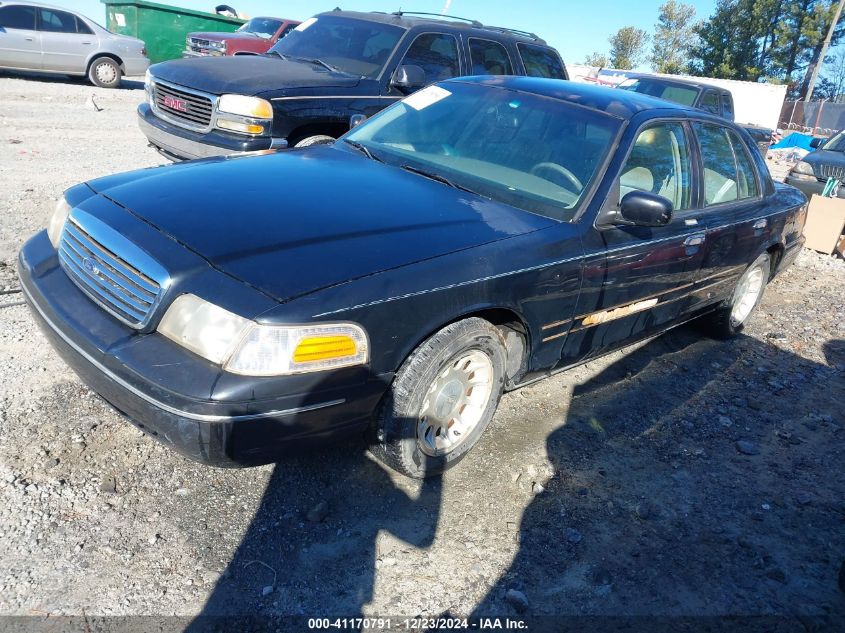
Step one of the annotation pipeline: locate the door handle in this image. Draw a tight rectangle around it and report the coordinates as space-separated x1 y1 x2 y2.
683 234 705 247
753 219 767 230
24 37 34 41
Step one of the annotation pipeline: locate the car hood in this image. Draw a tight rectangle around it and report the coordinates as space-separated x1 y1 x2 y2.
150 56 360 95
804 148 845 169
84 146 553 303
189 31 268 42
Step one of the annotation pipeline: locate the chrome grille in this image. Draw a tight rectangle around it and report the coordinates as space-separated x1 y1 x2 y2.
58 214 165 328
816 163 845 182
153 81 214 130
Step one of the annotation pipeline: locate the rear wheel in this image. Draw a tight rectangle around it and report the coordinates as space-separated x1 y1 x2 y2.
369 318 507 479
88 57 122 88
702 252 770 339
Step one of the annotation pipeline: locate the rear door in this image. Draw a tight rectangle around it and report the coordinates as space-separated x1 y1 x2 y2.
0 4 40 69
37 7 92 73
560 120 706 364
685 121 770 311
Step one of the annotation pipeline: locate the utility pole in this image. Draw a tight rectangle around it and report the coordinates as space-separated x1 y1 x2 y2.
804 0 845 102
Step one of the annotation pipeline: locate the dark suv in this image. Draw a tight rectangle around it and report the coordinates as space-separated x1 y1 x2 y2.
138 10 567 160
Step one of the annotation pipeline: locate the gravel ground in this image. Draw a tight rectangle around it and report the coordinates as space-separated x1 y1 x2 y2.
0 73 844 629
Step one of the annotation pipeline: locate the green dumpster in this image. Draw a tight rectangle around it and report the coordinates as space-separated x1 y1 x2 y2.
101 0 244 63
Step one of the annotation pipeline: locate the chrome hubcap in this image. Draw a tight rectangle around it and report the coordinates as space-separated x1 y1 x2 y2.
417 350 494 456
730 265 764 326
95 62 117 84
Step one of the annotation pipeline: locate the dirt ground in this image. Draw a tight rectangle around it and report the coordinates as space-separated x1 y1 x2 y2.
0 72 843 631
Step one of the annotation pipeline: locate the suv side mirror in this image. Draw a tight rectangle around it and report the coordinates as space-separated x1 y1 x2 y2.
391 65 426 92
809 137 822 149
618 191 673 227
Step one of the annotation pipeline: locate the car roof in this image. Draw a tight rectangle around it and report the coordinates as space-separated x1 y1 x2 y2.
622 73 726 92
316 9 548 45
449 76 698 120
0 1 82 12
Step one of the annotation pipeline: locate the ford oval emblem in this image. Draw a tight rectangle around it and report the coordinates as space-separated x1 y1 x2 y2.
82 257 99 276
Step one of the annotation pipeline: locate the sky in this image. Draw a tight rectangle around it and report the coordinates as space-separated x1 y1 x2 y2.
50 0 720 69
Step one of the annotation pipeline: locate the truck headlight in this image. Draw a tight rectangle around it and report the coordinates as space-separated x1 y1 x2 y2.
790 161 816 181
217 94 273 119
47 197 71 248
157 294 368 375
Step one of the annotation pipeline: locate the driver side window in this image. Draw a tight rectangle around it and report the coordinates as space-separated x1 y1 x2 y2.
619 122 692 211
400 33 460 85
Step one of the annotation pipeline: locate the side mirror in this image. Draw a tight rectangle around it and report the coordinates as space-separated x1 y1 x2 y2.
349 114 367 129
390 64 426 92
809 137 822 149
618 191 673 227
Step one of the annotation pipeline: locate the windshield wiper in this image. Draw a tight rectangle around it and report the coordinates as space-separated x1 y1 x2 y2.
400 164 476 194
344 140 382 162
298 57 338 72
265 50 287 60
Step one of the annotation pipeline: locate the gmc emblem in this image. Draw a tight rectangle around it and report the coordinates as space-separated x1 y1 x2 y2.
163 95 188 113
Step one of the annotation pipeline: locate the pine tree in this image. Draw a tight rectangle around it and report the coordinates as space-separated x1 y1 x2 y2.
609 26 649 70
651 0 697 74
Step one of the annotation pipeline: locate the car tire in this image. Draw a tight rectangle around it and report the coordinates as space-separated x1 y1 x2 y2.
702 252 770 339
88 57 122 89
294 135 335 148
369 317 507 479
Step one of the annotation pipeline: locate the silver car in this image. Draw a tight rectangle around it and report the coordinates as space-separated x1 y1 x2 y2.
0 1 148 88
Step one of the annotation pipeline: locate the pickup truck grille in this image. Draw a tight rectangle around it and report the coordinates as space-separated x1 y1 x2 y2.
58 217 164 328
153 81 214 130
816 164 845 182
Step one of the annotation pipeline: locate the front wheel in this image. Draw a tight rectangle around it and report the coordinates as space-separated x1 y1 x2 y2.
88 57 122 88
701 252 770 339
369 318 507 479
293 135 335 148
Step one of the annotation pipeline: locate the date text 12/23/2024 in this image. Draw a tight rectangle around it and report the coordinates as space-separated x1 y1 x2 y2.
307 617 528 629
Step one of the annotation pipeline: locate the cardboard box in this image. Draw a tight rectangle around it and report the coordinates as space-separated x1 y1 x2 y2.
804 195 845 255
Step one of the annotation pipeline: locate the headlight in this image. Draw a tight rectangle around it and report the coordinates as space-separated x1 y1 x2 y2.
144 68 151 89
217 94 273 119
790 161 815 180
157 293 368 376
47 197 71 248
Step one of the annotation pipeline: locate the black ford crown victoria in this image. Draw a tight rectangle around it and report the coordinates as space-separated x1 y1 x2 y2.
20 78 807 478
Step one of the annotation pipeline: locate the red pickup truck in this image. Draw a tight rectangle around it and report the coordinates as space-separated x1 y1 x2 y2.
184 16 300 57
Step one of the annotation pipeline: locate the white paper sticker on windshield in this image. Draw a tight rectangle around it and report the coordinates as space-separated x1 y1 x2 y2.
115 12 126 26
295 17 317 31
403 85 451 111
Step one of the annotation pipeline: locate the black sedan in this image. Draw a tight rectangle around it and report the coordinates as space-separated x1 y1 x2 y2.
19 77 808 479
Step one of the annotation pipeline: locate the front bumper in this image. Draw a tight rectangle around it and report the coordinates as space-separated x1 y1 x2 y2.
137 103 287 161
18 231 391 467
784 175 845 199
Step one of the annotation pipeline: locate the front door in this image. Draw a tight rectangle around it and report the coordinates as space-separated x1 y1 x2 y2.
37 7 91 73
560 120 705 365
383 31 462 97
0 4 41 69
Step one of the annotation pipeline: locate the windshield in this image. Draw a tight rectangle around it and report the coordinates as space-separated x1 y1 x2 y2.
822 129 845 151
267 15 404 78
618 78 699 107
344 82 621 221
237 17 283 38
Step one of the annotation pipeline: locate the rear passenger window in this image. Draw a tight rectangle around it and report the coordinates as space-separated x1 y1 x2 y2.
0 5 36 29
400 33 460 84
700 90 720 115
469 38 513 75
720 93 734 120
37 8 77 33
619 122 692 211
694 123 759 205
517 43 566 78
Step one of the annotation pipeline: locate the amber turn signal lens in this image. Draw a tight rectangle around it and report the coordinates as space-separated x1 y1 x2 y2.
293 335 357 363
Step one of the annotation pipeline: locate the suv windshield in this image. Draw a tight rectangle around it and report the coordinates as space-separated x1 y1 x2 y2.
344 82 621 221
237 17 283 38
822 129 845 151
267 15 404 78
618 78 699 107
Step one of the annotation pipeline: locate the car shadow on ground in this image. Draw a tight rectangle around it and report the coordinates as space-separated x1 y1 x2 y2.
468 329 845 629
0 69 143 90
183 326 844 630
